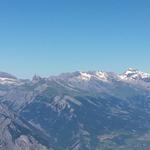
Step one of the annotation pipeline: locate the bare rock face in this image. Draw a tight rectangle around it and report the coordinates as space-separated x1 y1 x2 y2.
15 135 48 150
0 104 52 150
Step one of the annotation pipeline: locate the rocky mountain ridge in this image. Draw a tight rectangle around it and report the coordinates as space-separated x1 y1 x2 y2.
1 68 150 150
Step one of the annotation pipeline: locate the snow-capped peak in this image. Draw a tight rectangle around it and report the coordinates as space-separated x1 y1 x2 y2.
80 70 113 81
54 71 110 82
78 72 92 81
69 71 110 82
119 68 150 81
0 77 18 85
125 68 138 74
0 72 18 85
95 71 109 81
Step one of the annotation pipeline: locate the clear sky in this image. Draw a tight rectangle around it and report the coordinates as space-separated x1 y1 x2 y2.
0 0 150 78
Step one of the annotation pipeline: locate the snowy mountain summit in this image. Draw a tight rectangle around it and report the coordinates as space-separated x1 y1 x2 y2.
119 68 150 81
53 68 150 83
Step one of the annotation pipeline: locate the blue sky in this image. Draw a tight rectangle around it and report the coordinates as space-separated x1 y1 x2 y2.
0 0 150 78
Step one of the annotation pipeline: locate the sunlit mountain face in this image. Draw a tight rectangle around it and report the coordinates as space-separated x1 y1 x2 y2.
1 68 150 150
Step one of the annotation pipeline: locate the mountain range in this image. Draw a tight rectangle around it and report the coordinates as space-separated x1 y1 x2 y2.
1 68 150 150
